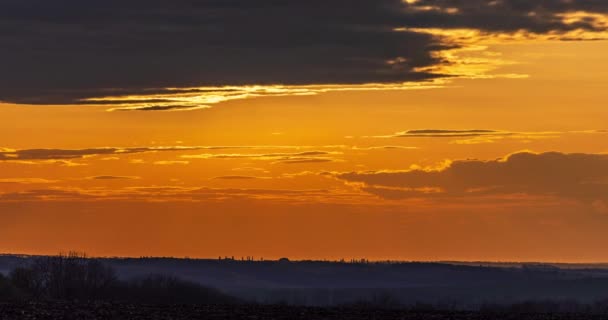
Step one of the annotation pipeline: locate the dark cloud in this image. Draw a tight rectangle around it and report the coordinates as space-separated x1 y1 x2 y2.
0 147 343 164
0 0 448 105
395 129 505 138
0 146 260 161
403 0 608 32
0 147 178 161
275 158 335 165
0 148 118 160
1 0 606 106
337 152 608 201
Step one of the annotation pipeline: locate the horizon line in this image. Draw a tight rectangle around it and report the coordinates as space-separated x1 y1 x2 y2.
1 253 608 266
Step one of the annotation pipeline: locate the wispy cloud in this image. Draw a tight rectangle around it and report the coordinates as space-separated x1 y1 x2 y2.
274 158 335 165
352 146 420 150
153 160 190 165
0 178 58 184
97 83 444 112
212 176 265 180
0 186 367 204
0 146 335 162
182 151 340 165
87 176 140 180
386 129 506 138
369 129 605 144
0 146 205 161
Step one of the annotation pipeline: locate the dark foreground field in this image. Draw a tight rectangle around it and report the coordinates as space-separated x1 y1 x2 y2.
1 302 607 320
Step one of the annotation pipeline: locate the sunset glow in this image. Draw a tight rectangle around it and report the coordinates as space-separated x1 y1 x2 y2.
2 0 608 263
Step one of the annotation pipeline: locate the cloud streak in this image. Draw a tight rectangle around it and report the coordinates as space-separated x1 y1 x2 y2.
213 176 264 180
0 147 209 161
0 186 365 204
0 178 58 184
88 176 140 180
0 146 333 162
390 129 506 138
182 151 340 165
370 129 608 144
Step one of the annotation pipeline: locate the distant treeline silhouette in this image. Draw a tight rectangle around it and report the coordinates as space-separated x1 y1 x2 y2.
0 252 237 304
5 253 608 314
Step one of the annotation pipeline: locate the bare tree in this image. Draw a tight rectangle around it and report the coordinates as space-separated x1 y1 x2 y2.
10 252 116 300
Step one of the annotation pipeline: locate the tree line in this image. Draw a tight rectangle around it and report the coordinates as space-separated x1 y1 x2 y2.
3 253 608 314
0 252 237 304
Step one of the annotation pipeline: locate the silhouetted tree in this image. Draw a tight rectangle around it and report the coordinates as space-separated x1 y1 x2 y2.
9 266 43 299
4 253 238 304
9 252 116 300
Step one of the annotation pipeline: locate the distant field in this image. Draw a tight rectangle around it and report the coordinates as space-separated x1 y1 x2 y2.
1 302 606 320
3 255 608 306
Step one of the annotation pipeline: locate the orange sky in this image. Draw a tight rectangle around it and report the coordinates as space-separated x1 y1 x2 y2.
2 14 608 262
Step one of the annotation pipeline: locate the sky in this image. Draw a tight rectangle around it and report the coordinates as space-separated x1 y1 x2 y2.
1 0 608 262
